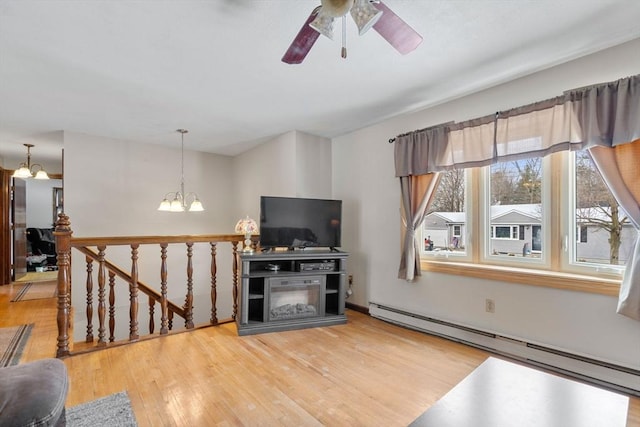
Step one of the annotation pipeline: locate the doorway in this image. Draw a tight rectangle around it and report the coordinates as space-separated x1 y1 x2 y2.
0 168 63 284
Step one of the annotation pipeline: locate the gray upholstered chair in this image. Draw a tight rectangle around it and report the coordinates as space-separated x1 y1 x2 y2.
0 358 68 426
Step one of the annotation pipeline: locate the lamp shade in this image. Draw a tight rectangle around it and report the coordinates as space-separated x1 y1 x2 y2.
170 197 185 212
189 198 204 212
34 169 50 180
158 199 171 211
12 165 32 178
350 0 382 35
309 12 335 39
235 216 258 234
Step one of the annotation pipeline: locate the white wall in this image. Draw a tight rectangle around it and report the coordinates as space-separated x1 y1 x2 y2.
232 130 332 220
332 38 640 369
232 131 297 221
63 131 237 340
295 131 332 199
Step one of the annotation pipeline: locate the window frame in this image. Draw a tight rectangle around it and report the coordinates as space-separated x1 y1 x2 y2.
561 151 626 278
418 151 622 296
420 169 471 261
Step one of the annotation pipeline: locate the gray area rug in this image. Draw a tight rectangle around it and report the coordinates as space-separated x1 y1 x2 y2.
67 391 137 426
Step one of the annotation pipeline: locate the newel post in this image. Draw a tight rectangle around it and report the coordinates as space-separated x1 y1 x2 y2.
54 213 72 357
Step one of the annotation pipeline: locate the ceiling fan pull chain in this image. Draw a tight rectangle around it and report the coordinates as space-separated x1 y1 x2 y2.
341 15 347 58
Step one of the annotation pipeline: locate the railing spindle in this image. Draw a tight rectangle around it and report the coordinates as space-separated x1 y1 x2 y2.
210 242 218 325
129 244 140 341
160 243 169 335
97 245 107 346
109 271 116 342
184 242 194 329
85 256 94 343
149 296 155 334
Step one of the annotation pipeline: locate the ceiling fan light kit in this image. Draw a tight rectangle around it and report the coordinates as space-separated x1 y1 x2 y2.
350 0 383 35
309 12 335 40
321 0 354 17
282 0 422 64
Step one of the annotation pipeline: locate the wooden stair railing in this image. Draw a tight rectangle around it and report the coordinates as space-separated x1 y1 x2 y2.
77 246 185 342
53 213 255 357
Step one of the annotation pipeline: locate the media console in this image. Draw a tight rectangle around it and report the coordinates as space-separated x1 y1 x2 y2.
236 250 349 336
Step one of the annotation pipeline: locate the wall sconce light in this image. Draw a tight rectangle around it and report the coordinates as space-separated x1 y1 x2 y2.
12 143 50 180
235 216 258 253
158 129 204 212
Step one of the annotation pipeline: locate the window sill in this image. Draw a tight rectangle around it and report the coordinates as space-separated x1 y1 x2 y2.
420 260 621 296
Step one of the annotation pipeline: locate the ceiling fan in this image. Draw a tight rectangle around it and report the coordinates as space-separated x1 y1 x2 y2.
282 0 422 64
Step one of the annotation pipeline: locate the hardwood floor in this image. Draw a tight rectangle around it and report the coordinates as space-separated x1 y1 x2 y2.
2 280 639 426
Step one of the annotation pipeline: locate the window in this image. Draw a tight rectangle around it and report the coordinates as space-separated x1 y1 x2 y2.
421 169 467 257
492 226 518 239
419 150 624 287
572 151 628 270
488 158 543 261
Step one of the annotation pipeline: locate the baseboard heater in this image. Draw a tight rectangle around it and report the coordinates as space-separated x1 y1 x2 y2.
369 303 640 396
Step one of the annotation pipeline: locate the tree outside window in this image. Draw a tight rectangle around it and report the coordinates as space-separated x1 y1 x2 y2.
575 151 629 266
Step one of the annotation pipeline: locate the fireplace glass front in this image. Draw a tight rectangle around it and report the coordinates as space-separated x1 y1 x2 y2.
267 276 325 321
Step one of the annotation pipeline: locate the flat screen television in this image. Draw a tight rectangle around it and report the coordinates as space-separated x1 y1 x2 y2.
259 196 342 250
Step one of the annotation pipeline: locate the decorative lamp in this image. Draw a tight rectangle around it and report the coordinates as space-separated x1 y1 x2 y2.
157 129 205 212
350 0 382 35
235 216 258 253
12 144 50 180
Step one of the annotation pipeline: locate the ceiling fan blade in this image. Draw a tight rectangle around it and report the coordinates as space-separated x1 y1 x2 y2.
372 1 423 55
282 7 322 64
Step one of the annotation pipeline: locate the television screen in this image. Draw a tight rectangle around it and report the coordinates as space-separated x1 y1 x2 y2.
259 196 342 249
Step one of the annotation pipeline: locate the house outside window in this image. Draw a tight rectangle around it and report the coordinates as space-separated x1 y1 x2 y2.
488 158 542 260
422 169 467 256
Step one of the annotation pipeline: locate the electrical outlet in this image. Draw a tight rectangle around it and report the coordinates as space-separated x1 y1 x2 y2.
485 298 495 313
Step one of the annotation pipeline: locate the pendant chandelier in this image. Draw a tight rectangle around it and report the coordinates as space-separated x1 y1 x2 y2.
157 129 204 212
12 143 50 180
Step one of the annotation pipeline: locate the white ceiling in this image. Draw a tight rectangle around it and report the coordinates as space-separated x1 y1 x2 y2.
1 0 639 162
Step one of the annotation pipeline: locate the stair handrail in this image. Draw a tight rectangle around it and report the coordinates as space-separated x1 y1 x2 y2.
54 213 254 357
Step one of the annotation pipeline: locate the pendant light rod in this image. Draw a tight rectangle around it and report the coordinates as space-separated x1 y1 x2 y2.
178 128 187 203
157 129 204 212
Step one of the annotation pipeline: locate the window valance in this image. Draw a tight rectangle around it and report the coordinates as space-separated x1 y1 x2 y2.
394 74 640 177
